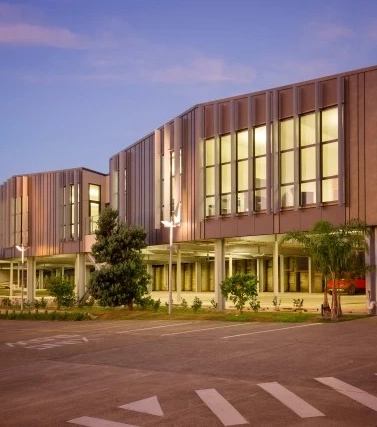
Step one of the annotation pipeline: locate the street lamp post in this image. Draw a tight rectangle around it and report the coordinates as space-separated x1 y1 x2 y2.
16 244 28 311
161 216 180 315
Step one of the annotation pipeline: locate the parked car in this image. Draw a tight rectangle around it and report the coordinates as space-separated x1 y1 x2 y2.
327 278 366 295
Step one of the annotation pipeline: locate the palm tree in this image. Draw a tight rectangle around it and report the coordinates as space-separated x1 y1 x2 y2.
283 219 371 319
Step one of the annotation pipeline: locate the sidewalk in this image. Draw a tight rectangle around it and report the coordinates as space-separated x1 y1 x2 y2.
151 291 370 314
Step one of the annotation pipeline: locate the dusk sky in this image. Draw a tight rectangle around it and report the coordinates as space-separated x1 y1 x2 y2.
1 0 377 184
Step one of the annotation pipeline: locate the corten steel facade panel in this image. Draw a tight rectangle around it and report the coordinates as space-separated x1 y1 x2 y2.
107 65 377 246
278 89 293 119
364 70 377 225
236 97 248 130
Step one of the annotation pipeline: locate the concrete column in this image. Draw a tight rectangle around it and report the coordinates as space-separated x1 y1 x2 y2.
258 258 265 293
214 239 225 310
75 253 86 299
176 249 182 303
163 264 168 291
26 257 37 302
308 257 313 293
366 227 377 315
279 255 285 293
228 256 233 276
273 238 279 296
147 264 153 293
17 263 20 289
39 270 44 289
10 261 13 297
195 262 202 292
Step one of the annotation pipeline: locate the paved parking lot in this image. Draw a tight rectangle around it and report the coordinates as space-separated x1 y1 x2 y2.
1 317 377 426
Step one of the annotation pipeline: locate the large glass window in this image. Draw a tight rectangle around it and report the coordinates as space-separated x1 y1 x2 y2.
236 130 248 213
220 134 231 214
280 118 294 207
205 138 215 216
321 107 338 202
300 113 316 205
254 125 266 211
89 184 101 233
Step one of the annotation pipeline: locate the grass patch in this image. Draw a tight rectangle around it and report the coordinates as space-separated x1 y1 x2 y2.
69 306 369 322
0 306 368 322
0 311 91 321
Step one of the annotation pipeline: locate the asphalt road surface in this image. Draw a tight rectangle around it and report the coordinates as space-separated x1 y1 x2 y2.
1 317 377 426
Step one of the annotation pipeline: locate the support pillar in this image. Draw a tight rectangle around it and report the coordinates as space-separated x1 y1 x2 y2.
257 258 261 292
75 253 86 299
366 227 377 315
26 257 37 302
176 249 182 303
195 261 202 292
10 261 13 297
273 237 279 296
228 256 233 276
279 255 285 293
308 257 314 293
147 264 153 293
163 264 168 291
39 270 44 289
214 239 225 310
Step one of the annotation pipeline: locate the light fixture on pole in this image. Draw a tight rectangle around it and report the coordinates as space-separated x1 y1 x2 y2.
161 214 180 315
16 244 28 311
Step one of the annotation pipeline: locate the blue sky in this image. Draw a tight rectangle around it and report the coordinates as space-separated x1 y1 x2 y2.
1 0 377 183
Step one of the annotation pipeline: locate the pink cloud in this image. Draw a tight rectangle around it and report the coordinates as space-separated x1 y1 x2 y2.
152 55 256 84
0 23 90 49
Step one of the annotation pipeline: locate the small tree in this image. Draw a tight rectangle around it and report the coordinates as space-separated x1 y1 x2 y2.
221 273 259 313
283 219 371 319
46 276 75 309
88 207 151 309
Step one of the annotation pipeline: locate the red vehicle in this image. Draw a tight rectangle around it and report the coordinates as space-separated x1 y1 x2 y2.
327 278 366 295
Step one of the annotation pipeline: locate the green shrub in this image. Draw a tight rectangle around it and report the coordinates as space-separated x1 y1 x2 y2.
46 276 75 309
210 298 218 310
249 296 261 312
1 297 11 307
221 273 259 313
191 296 202 313
181 298 188 308
152 298 161 312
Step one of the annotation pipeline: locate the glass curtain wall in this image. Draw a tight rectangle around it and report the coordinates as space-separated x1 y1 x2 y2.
254 125 267 211
236 130 249 213
220 134 231 214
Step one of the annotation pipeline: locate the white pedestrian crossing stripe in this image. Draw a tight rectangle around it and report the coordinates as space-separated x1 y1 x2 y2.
258 382 325 418
195 389 249 426
316 377 377 412
67 375 377 425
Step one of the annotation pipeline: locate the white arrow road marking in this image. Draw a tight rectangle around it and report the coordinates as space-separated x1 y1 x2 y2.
119 396 164 416
316 377 377 411
221 323 322 339
196 389 249 426
258 382 325 418
67 416 139 427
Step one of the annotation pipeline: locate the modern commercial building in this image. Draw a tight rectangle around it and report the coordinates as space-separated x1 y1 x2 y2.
1 64 377 312
0 168 108 300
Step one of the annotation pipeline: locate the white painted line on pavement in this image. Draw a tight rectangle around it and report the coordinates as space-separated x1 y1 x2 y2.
120 396 164 416
67 416 138 427
116 322 195 333
162 322 257 336
221 323 322 339
196 388 249 426
258 382 325 418
316 377 377 411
